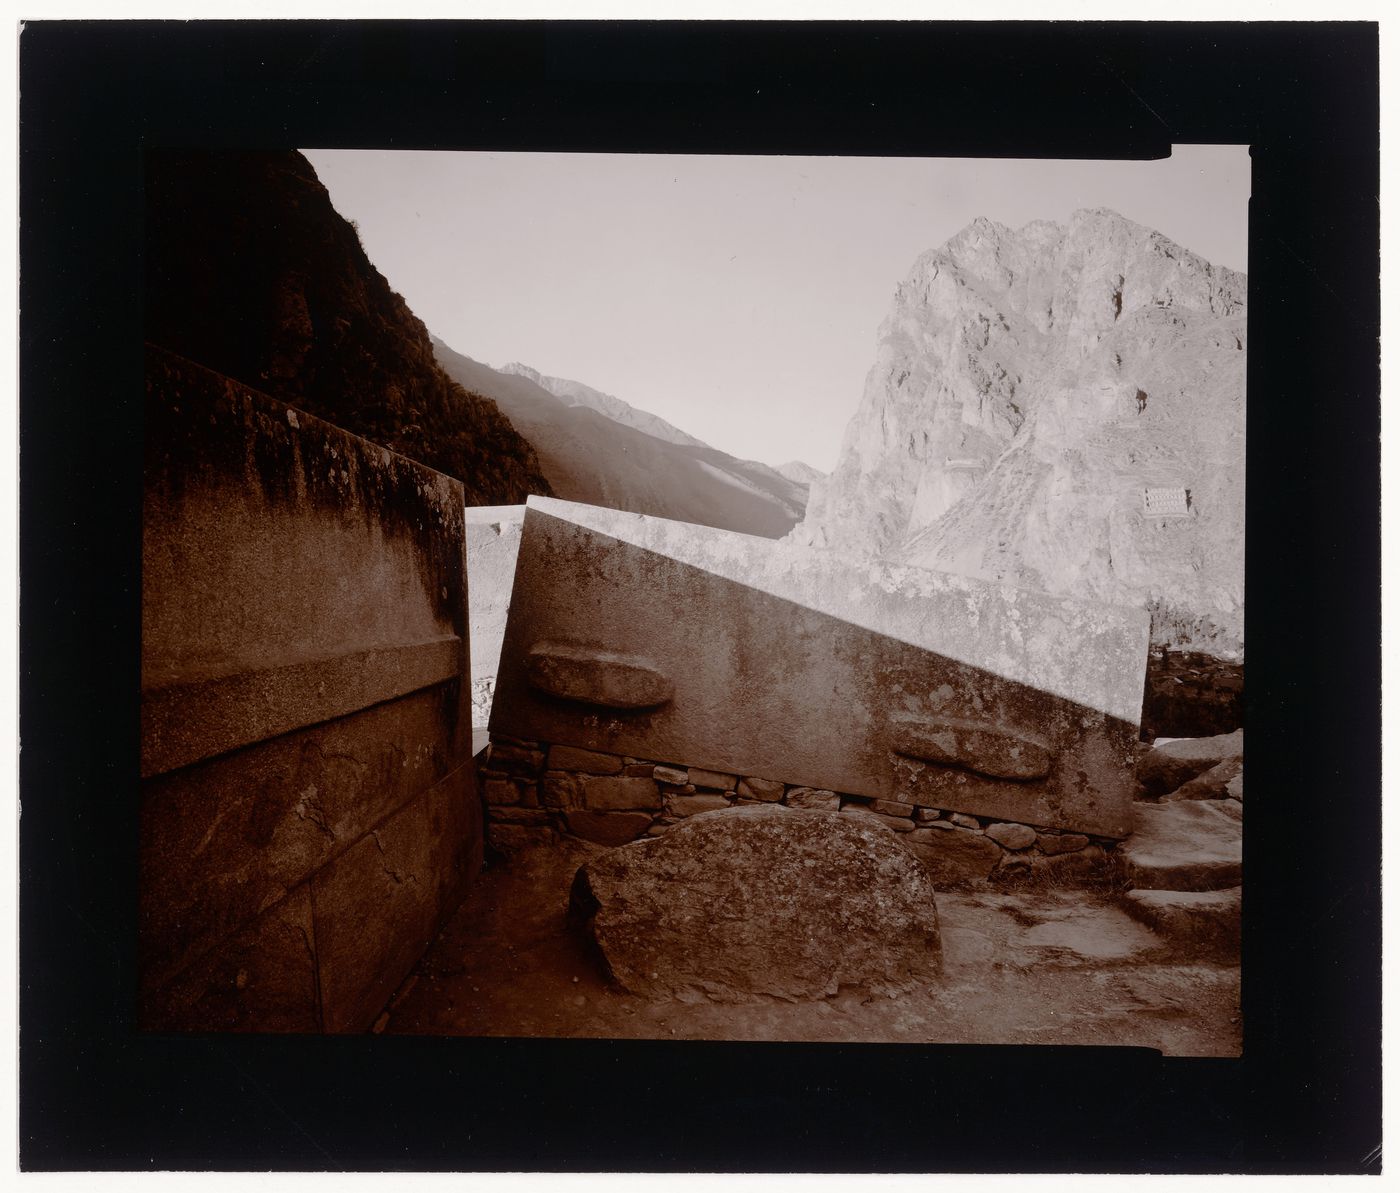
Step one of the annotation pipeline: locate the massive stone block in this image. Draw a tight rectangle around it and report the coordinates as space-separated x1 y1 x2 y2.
311 763 479 1034
490 497 1149 837
143 358 469 778
139 686 461 995
137 886 320 1034
140 347 480 1032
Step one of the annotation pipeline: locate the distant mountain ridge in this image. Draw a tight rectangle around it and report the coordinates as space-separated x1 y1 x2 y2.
776 460 827 487
792 208 1246 650
434 337 810 539
500 363 710 449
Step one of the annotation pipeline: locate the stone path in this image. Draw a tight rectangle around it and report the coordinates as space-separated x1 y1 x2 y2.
1120 888 1242 963
371 731 1244 1054
1121 800 1242 891
376 834 1240 1056
1118 732 1244 965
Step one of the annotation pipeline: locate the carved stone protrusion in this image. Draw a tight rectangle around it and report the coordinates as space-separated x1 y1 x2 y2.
524 641 674 711
889 714 1052 781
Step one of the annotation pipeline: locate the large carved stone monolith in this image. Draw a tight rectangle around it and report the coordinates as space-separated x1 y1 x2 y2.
490 497 1149 837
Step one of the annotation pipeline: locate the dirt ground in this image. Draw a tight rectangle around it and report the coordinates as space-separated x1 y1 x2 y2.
380 838 1240 1057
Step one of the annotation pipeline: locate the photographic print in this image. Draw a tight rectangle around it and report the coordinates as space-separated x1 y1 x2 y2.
139 146 1248 1054
20 18 1379 1174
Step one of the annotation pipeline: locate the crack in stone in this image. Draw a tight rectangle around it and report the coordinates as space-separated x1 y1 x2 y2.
292 784 337 844
295 922 316 966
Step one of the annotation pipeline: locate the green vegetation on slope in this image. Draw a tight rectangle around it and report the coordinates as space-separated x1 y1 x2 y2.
144 150 553 505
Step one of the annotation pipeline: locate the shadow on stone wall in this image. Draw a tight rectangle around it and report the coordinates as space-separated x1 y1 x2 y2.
140 347 482 1033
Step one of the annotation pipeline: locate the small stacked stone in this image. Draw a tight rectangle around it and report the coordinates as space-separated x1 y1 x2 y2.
829 794 1112 887
474 734 1119 886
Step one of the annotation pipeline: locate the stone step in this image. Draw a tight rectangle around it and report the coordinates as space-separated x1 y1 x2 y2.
1121 888 1242 963
1121 800 1241 892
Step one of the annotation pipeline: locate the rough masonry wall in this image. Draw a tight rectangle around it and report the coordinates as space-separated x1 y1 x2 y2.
479 734 1119 888
140 347 481 1033
490 498 1149 839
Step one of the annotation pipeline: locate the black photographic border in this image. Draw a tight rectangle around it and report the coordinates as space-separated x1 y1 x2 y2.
18 19 1381 1174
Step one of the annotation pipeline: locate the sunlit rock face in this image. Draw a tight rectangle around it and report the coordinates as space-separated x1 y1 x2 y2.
792 209 1246 651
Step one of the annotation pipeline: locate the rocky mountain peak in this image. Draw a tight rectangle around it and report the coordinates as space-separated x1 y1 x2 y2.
791 208 1246 651
501 361 544 386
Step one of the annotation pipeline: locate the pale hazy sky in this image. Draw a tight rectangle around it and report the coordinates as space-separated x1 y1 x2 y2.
303 147 1249 472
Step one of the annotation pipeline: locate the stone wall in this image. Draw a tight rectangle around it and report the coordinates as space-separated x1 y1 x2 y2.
1141 648 1244 740
490 498 1149 840
464 504 526 727
140 347 482 1033
479 734 1119 887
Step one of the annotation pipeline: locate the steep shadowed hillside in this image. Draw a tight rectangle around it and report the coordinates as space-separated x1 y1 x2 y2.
144 150 552 505
434 339 810 538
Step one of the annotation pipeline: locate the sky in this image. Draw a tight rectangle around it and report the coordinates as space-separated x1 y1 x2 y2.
303 147 1249 473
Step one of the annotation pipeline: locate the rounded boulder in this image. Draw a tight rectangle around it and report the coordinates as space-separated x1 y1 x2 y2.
569 806 943 1001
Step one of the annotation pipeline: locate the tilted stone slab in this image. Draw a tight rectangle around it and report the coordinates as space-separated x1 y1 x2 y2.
517 497 1146 720
1136 729 1244 797
490 498 1149 837
1162 756 1243 802
569 807 942 1000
